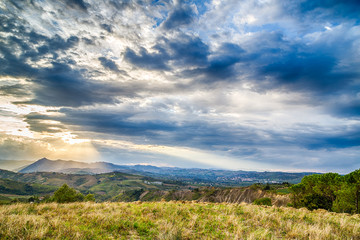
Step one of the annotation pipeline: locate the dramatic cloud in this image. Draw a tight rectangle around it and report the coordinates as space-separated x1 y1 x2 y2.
161 0 196 30
0 0 359 173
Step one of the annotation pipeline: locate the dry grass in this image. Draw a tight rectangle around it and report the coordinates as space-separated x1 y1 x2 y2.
0 201 359 239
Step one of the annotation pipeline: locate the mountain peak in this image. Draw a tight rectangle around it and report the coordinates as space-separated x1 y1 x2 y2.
18 158 127 174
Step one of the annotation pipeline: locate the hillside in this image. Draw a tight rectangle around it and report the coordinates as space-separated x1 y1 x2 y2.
136 186 290 206
15 158 315 185
124 165 314 185
1 202 359 239
0 169 186 201
0 178 56 196
0 168 290 205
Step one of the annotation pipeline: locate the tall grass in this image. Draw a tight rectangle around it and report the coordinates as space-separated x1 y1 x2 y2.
0 201 359 239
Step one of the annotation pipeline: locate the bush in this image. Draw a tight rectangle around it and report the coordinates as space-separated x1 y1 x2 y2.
253 197 272 206
53 184 85 203
84 194 95 202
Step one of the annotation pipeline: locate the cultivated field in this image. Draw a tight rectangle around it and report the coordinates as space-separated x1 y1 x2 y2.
0 201 359 239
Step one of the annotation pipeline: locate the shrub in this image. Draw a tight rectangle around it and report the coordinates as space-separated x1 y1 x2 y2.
84 194 96 202
253 197 272 206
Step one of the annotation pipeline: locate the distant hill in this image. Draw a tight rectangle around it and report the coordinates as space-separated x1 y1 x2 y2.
0 169 183 201
0 178 56 195
121 165 317 185
16 158 317 185
0 168 291 205
19 158 125 174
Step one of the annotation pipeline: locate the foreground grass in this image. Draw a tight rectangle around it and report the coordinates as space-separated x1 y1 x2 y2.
0 202 359 239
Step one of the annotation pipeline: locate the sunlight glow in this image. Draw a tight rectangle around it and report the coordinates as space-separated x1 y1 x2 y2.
61 132 90 145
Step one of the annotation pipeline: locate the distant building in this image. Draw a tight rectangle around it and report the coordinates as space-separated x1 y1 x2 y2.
144 180 163 185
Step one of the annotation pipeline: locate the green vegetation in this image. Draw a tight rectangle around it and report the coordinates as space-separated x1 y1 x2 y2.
113 189 145 202
0 178 57 195
290 169 360 214
253 197 272 206
0 174 289 205
0 201 359 239
52 184 94 203
0 195 11 204
276 188 291 195
0 178 57 204
0 170 183 202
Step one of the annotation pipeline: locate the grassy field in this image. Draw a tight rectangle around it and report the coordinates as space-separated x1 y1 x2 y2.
1 202 359 239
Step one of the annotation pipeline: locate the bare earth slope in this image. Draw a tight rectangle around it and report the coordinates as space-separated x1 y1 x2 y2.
141 187 290 206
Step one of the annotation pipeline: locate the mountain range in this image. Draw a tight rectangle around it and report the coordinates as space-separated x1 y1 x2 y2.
15 158 316 185
19 158 123 174
0 158 317 204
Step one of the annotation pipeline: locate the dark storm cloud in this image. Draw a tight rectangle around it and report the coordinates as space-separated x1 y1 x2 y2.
82 37 95 45
124 35 209 71
65 0 88 11
0 44 37 78
0 21 80 75
108 0 136 10
298 0 360 19
100 23 113 33
124 46 170 71
181 42 247 82
260 51 345 92
25 62 120 107
25 112 64 133
0 45 123 107
162 1 196 30
26 109 178 137
22 105 360 159
0 19 131 107
0 84 29 97
28 105 360 154
24 107 270 150
0 44 90 107
125 34 210 70
98 57 120 72
0 15 22 33
166 35 209 66
331 101 360 119
305 127 360 150
1 39 136 107
225 29 360 99
36 35 79 59
124 36 247 79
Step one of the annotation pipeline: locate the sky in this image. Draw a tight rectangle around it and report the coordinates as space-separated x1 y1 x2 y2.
0 0 359 173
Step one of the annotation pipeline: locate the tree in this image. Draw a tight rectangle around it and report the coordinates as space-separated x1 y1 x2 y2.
333 186 356 213
302 194 332 211
290 173 342 211
53 184 85 203
336 169 360 213
290 183 305 208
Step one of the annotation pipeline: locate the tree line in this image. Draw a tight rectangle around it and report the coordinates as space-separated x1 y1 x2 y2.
28 184 95 203
290 169 360 213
